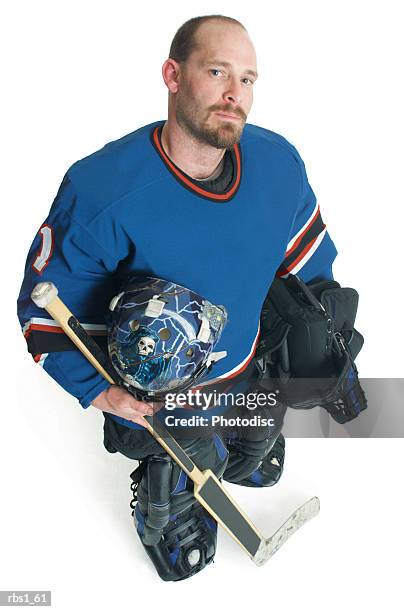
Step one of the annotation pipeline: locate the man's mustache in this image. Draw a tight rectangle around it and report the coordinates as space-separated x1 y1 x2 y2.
210 106 247 121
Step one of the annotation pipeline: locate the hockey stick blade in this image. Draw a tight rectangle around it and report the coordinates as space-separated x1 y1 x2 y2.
253 496 320 566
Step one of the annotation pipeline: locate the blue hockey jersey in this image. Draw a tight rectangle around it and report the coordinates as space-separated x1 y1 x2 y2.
17 119 337 419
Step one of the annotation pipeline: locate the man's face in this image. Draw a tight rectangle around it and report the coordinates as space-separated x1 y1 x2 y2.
174 21 258 149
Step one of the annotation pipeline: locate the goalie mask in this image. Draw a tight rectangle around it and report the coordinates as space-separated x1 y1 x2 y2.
107 276 228 399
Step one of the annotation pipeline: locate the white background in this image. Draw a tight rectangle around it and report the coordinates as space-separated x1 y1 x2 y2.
2 1 403 610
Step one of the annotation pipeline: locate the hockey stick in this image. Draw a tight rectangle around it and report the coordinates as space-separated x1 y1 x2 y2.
31 281 320 566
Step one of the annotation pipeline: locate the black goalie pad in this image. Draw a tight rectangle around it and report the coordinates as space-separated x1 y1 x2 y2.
129 435 229 581
255 274 367 423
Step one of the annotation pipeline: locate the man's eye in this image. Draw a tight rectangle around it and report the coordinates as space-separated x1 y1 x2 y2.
242 78 253 86
210 69 223 77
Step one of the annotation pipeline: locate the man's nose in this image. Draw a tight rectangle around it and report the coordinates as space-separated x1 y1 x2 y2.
223 78 243 105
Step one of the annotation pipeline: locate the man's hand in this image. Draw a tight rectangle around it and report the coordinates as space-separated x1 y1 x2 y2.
92 386 160 426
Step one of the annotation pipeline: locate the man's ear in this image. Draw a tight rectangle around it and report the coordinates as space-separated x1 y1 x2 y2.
162 58 181 94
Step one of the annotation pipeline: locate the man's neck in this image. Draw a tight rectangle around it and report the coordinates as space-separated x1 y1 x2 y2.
160 120 227 180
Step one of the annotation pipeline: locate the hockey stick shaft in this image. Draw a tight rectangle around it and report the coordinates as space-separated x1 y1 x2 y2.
31 281 320 564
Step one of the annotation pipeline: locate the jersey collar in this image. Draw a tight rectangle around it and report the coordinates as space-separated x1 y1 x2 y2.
151 122 242 202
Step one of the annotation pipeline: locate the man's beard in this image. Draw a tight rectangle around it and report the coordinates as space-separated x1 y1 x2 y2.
175 87 246 149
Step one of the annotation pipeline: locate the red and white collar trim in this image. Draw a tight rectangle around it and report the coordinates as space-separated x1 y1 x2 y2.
151 123 242 202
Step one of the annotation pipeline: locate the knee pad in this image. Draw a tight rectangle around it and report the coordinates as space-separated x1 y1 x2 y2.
129 434 228 581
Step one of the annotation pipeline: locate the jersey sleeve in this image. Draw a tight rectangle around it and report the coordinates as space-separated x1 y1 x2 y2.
17 174 122 409
276 150 337 283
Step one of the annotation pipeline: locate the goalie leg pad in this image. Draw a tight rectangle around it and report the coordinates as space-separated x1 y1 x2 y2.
134 502 218 582
130 434 228 581
222 384 286 487
241 433 285 487
223 432 285 488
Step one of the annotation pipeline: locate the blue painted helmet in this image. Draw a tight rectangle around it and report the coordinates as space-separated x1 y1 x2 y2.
107 276 228 399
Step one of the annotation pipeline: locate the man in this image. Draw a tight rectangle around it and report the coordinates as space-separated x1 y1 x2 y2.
17 15 337 580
